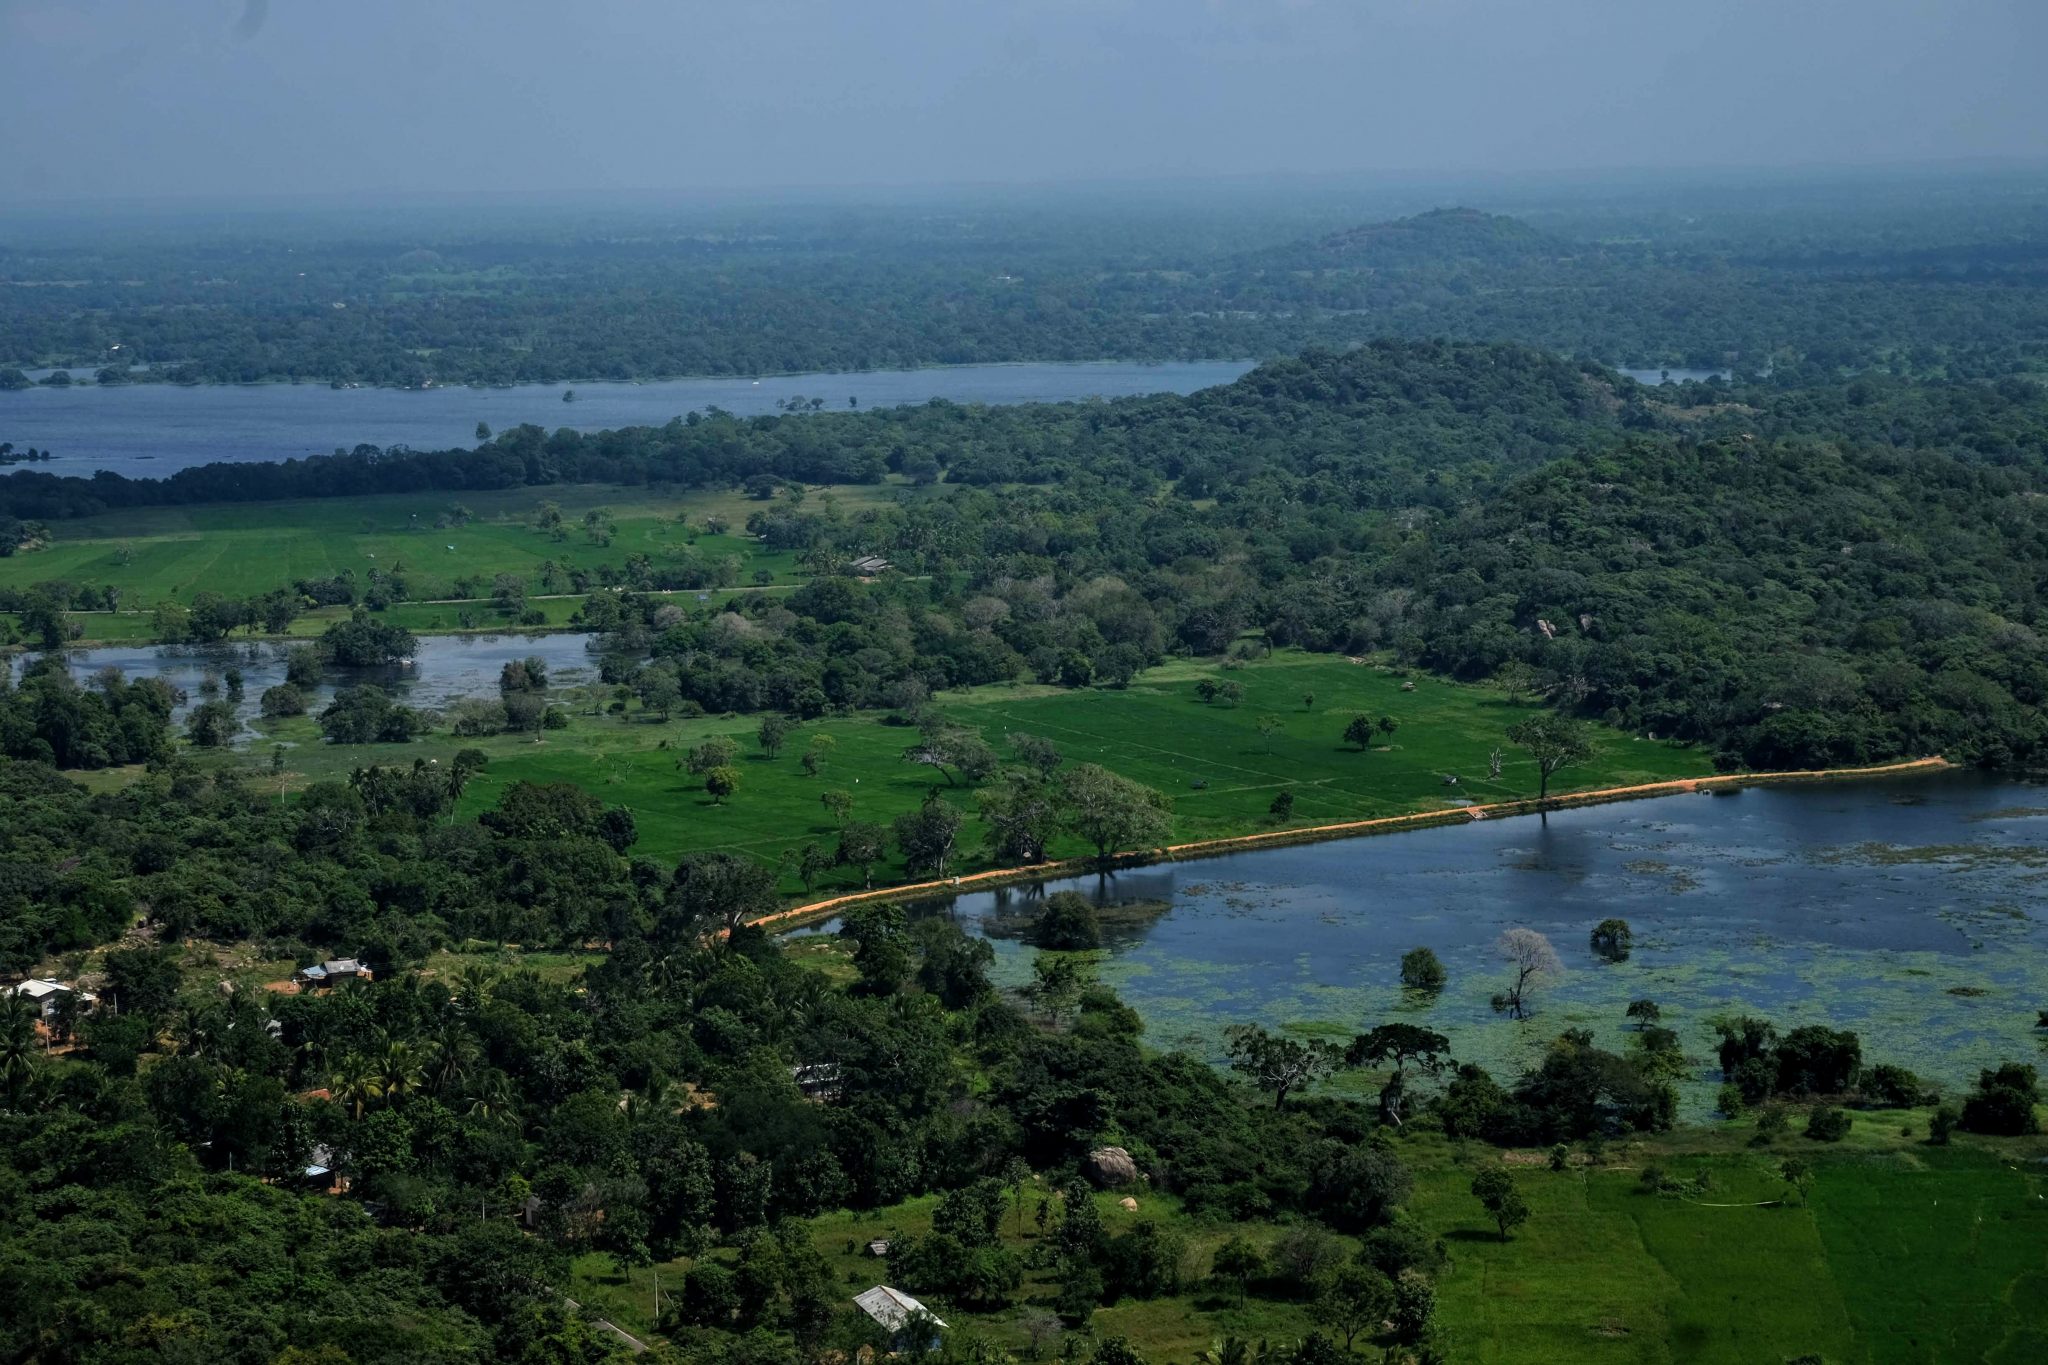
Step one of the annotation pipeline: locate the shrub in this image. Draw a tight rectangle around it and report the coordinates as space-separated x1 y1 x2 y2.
1858 1063 1925 1109
259 683 306 718
1804 1106 1852 1142
1959 1063 2041 1136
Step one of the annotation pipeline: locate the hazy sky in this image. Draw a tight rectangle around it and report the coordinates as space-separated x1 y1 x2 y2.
2 0 2043 201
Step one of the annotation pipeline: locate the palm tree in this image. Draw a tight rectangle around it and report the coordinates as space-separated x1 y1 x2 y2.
380 1040 425 1105
2 996 43 1108
167 1003 216 1058
464 1068 516 1127
328 1052 384 1120
427 1024 477 1098
454 965 496 1013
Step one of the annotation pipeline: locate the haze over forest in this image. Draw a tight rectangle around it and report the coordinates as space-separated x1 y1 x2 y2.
2 0 2045 202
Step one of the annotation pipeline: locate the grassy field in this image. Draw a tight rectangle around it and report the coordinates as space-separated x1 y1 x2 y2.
559 1119 2048 1363
0 481 895 607
294 651 1713 890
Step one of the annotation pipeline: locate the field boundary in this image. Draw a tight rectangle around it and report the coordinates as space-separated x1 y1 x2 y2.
749 756 1953 932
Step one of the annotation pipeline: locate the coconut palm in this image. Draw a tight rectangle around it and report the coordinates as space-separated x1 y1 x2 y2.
380 1039 425 1105
328 1052 384 1120
427 1024 478 1098
464 1068 517 1126
2 996 44 1108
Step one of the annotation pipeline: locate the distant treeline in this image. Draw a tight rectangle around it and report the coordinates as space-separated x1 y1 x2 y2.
6 191 2048 391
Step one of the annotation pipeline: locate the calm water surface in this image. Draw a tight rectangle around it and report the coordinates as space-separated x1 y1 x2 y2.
0 360 1253 477
807 771 2048 1113
9 631 602 734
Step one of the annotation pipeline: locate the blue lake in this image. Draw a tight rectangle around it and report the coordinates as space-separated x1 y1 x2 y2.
805 770 2048 1115
0 360 1253 478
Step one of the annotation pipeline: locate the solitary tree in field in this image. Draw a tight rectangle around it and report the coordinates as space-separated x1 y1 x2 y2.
1256 714 1283 752
1625 998 1662 1030
835 820 887 888
1061 763 1172 867
820 788 853 826
1505 713 1592 801
1343 716 1378 751
686 735 740 775
893 795 964 877
1469 1167 1529 1241
789 842 832 893
1311 1264 1394 1351
757 714 794 758
1491 927 1562 1020
1225 1023 1340 1111
703 766 741 806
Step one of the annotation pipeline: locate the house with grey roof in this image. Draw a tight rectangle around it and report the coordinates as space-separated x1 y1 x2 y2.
853 1285 945 1352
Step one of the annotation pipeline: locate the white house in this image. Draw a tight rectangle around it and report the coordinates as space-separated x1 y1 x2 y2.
5 978 95 1021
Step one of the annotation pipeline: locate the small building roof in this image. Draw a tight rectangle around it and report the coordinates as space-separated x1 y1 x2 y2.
6 978 94 1008
297 958 365 981
854 1285 946 1332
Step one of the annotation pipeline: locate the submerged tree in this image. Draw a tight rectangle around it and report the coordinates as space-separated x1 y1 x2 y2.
1490 928 1562 1020
1589 917 1633 962
1399 947 1447 995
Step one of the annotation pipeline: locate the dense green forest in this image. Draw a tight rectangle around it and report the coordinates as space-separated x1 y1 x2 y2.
4 173 2046 389
4 754 2038 1364
9 339 2047 770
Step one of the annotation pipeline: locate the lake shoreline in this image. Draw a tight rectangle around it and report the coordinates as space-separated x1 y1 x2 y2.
752 755 1957 932
6 354 1255 393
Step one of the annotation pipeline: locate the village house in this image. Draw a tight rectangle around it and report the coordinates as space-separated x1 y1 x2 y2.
853 1285 945 1353
5 978 96 1027
790 1062 844 1102
847 554 891 577
293 958 373 989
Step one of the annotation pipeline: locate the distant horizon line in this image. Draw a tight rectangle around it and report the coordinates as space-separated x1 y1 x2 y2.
5 155 2046 218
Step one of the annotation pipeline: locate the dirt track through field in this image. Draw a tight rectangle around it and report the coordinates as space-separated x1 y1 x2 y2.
749 756 1952 932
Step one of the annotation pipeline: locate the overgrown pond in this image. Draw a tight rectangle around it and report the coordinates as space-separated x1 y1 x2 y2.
801 770 2048 1116
8 630 602 732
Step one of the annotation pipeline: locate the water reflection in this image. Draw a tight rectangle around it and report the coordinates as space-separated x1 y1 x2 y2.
812 771 2048 1110
8 630 607 735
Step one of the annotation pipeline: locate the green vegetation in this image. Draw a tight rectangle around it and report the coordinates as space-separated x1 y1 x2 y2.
0 483 831 605
422 654 1708 880
14 333 2048 773
7 181 2048 1363
5 177 2047 388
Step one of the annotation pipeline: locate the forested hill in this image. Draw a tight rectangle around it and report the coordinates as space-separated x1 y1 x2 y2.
1263 207 1564 268
1370 434 2048 767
